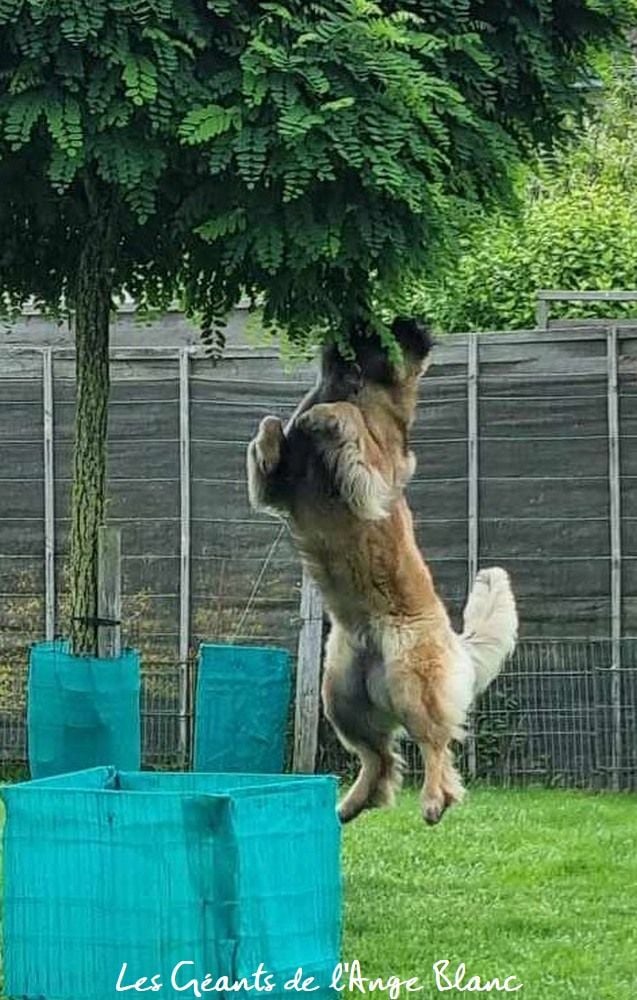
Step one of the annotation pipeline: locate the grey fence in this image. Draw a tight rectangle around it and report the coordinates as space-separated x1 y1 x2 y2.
1 316 636 788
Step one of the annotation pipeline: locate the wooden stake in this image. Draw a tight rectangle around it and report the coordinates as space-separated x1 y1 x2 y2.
42 348 56 641
97 525 121 659
293 568 324 773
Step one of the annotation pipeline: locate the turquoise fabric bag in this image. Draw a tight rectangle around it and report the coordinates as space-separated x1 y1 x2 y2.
1 768 341 1000
27 640 141 777
194 643 291 772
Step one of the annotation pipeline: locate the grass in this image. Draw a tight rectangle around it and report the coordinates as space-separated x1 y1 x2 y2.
342 787 637 999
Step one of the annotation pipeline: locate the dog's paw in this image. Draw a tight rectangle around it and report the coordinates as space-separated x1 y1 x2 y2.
253 416 284 474
337 787 373 824
421 791 448 826
337 797 362 825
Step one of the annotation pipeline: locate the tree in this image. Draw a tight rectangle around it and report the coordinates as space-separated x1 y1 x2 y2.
415 54 637 333
0 1 211 653
0 0 632 652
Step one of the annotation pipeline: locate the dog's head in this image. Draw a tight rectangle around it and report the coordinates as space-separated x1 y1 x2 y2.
318 316 434 402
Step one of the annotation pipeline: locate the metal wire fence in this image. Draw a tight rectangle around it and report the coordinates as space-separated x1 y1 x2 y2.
0 639 635 789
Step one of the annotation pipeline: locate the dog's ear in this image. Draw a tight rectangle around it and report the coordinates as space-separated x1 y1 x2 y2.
391 316 435 363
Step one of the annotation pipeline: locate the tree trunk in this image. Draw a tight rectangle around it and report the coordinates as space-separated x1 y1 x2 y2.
69 208 115 655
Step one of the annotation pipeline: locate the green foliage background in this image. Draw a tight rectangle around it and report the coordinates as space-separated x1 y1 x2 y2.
416 54 637 333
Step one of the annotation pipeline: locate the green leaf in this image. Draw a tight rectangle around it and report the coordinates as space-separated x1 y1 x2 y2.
0 0 22 25
4 93 44 148
43 96 83 156
179 104 240 144
321 97 355 113
122 55 158 106
196 209 247 242
277 105 323 140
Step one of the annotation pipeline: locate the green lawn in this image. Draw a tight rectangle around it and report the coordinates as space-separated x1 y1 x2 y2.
342 788 636 999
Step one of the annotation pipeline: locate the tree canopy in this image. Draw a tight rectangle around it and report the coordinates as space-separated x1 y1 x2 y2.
0 0 633 348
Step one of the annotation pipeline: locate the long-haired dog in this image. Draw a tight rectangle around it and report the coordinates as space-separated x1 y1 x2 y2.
247 318 517 824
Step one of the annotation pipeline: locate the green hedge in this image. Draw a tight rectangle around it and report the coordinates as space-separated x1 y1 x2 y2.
416 62 637 333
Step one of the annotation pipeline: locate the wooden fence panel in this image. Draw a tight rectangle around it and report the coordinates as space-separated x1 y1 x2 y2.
1 319 637 786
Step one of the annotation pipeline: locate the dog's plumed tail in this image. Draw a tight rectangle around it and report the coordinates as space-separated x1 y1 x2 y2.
462 567 518 695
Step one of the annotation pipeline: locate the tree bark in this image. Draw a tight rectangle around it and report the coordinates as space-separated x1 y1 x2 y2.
69 205 115 655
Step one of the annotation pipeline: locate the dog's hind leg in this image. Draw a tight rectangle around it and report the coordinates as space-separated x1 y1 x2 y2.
322 625 401 823
387 643 465 826
419 741 465 825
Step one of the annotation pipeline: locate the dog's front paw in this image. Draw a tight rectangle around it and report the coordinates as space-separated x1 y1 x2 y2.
253 416 284 474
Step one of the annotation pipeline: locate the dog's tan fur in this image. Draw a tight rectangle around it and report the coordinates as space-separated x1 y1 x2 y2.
247 320 517 824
